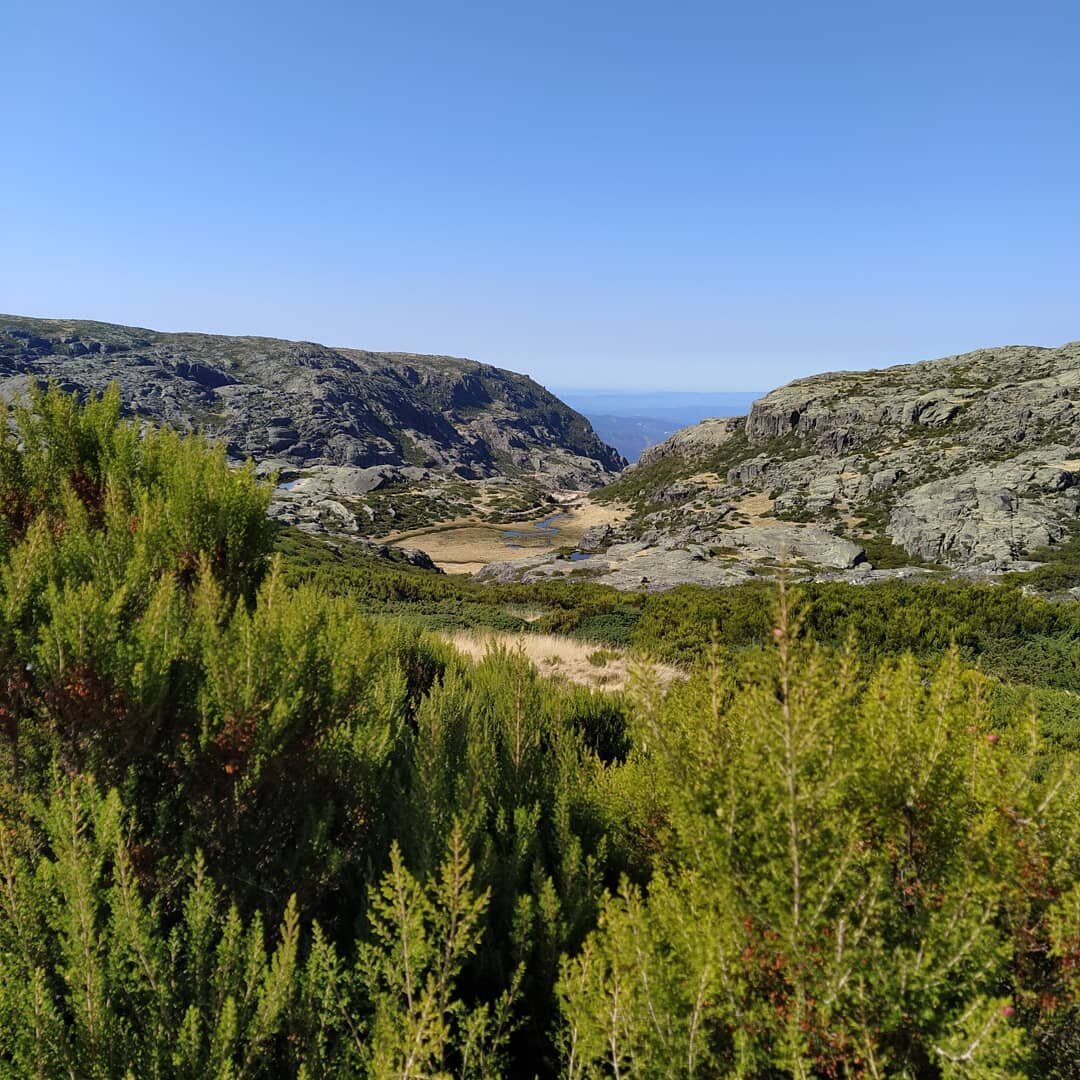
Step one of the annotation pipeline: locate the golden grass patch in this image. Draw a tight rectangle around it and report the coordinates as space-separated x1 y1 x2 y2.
729 491 775 526
388 497 630 574
443 630 685 692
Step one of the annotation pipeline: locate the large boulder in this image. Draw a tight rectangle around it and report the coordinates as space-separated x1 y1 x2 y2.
888 461 1079 565
720 525 867 569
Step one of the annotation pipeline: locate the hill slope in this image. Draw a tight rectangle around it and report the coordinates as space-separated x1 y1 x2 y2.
482 341 1080 588
0 315 624 484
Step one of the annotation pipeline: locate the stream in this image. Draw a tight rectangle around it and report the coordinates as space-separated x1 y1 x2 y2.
503 512 592 560
502 512 565 543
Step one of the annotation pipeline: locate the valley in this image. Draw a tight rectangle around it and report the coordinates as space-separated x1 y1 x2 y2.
381 495 629 574
9 7 1079 1072
3 335 1080 1077
485 340 1080 590
7 315 1080 596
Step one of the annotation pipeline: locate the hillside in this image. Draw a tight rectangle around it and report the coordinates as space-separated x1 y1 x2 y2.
555 389 760 462
0 315 624 482
1 391 1077 1076
481 341 1080 588
10 321 1080 589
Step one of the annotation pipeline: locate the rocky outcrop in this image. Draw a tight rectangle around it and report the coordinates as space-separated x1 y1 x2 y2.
593 340 1080 575
743 345 1080 454
578 523 613 552
888 459 1074 565
0 315 625 486
637 416 743 468
476 542 759 591
718 525 866 569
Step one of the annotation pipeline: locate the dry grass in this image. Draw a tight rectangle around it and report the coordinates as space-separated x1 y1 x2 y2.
560 498 631 532
686 471 724 487
443 630 685 692
729 491 775 526
388 497 630 574
390 523 546 575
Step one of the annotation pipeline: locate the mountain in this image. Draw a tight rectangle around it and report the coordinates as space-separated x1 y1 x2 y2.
12 319 1080 588
554 390 760 461
572 415 681 462
480 341 1080 589
0 316 625 485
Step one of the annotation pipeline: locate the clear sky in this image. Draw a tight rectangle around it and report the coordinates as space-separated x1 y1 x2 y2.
3 1 1078 390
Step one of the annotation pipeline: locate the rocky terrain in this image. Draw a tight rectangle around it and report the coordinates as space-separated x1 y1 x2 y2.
8 317 1080 591
480 341 1080 589
0 315 625 552
0 316 623 478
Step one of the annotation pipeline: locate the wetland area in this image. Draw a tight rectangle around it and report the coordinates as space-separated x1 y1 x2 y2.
383 496 628 573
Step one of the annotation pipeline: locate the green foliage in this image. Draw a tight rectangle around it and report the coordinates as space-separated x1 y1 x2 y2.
0 777 514 1078
586 649 618 668
0 774 307 1077
1009 522 1080 593
0 391 1078 1076
0 388 636 1074
559 590 1080 1078
0 382 273 597
361 829 520 1078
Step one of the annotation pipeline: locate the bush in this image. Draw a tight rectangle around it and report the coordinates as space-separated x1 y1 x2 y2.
2 391 1078 1076
559 592 1080 1078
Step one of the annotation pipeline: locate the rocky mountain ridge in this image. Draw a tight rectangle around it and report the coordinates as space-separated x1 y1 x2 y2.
479 341 1080 589
704 341 1080 567
8 317 1079 590
0 315 625 485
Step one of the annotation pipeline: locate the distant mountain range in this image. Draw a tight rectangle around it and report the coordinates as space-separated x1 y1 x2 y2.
552 390 760 461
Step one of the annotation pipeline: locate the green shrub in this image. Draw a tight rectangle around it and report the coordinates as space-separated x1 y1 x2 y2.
2 391 1078 1077
560 594 1080 1078
586 648 618 667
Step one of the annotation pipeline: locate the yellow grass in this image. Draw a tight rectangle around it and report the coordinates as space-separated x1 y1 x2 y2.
388 497 629 574
391 523 542 576
443 630 685 692
686 471 724 487
729 491 775 525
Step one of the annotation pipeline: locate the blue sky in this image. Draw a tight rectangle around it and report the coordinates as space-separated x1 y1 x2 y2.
3 1 1078 390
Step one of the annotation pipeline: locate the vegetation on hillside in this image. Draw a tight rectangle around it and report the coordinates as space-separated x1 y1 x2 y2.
0 387 1077 1076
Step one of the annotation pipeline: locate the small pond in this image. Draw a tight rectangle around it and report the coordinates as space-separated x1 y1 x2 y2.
502 512 567 546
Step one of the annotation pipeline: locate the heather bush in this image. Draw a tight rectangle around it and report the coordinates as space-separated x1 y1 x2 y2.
0 390 1077 1076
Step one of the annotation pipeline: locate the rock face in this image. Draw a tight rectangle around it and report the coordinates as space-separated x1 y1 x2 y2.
734 342 1080 567
575 340 1080 582
0 315 624 485
637 416 742 467
719 525 866 569
887 460 1070 565
743 345 1080 452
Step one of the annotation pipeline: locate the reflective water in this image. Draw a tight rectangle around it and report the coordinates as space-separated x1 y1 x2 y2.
502 513 566 543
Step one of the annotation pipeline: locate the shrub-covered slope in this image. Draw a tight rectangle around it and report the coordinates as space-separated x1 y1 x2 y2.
0 388 1077 1077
